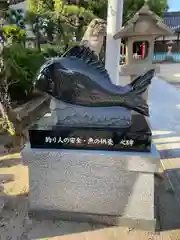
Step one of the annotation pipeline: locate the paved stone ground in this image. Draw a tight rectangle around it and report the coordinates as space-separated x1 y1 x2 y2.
120 63 180 89
0 175 179 240
156 63 180 89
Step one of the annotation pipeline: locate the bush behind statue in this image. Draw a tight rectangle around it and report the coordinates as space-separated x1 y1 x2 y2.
4 42 81 101
41 41 80 58
3 43 45 101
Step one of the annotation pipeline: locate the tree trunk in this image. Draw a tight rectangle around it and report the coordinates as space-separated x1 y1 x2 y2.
47 21 54 43
0 94 50 152
6 106 27 151
0 102 25 151
36 29 41 52
57 20 69 51
34 17 41 52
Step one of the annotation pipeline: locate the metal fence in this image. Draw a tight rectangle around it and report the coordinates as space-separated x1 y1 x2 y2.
120 53 180 64
153 53 180 62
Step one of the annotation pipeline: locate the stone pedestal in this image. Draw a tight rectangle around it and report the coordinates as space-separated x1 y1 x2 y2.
49 98 132 128
22 142 160 231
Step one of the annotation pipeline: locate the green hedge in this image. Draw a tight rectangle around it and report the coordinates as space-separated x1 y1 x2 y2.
41 42 80 57
3 42 81 101
3 43 46 101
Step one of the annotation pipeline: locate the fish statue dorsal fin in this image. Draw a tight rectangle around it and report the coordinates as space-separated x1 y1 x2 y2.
62 45 111 80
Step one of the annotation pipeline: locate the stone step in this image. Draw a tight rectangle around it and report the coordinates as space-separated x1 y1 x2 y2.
23 145 156 231
28 171 155 220
22 142 160 174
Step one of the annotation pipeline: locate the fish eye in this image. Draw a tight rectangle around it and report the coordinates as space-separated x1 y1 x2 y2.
37 74 41 80
37 73 46 80
42 67 49 76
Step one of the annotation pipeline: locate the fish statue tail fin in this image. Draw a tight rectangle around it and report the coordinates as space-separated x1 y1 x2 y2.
130 69 155 95
125 91 149 116
124 69 155 116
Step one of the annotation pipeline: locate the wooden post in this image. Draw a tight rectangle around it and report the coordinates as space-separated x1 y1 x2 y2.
105 0 124 85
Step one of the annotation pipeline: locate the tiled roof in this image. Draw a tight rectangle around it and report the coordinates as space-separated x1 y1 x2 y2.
114 4 174 39
8 0 24 4
163 11 180 32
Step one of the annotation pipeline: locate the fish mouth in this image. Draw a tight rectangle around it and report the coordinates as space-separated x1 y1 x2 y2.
35 82 54 96
34 71 54 96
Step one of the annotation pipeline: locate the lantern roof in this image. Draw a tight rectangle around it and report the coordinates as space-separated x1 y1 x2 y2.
114 2 174 39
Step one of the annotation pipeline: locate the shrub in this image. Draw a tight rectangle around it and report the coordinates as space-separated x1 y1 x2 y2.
1 25 26 43
2 43 45 101
43 47 58 57
41 44 64 58
41 42 80 58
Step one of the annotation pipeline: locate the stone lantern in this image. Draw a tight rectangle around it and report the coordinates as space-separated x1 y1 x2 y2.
114 2 174 100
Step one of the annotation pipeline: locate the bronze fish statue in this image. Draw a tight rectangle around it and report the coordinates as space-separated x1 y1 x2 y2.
34 45 154 117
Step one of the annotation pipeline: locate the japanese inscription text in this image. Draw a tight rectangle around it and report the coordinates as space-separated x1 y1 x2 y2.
44 136 134 147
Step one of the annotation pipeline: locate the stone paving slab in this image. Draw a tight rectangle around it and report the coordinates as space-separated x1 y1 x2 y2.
156 63 180 85
22 141 157 230
148 76 180 231
26 227 161 240
149 77 180 194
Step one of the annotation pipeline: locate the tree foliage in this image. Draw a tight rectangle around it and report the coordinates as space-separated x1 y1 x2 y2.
25 0 168 50
27 0 95 46
86 0 168 23
2 25 26 42
2 43 45 100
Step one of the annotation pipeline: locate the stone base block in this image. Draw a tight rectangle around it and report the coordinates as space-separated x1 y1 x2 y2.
22 143 160 231
28 207 156 231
